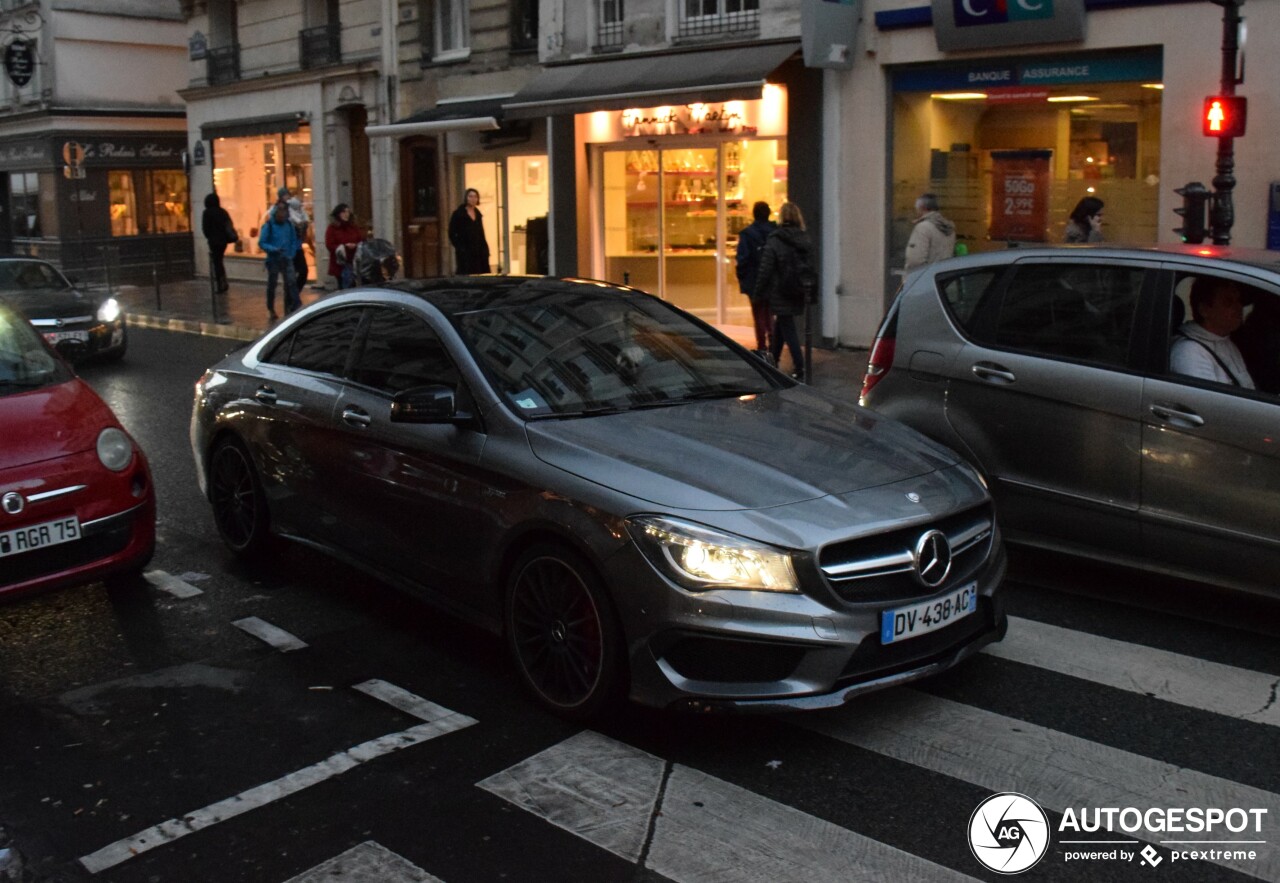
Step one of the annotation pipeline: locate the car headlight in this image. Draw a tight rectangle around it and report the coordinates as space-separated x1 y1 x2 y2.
97 427 133 472
97 298 121 323
626 515 799 593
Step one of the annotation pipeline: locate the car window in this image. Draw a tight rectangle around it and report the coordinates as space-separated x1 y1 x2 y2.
938 269 1001 331
0 261 68 292
349 308 461 394
0 303 70 394
1168 274 1278 394
264 307 363 376
990 263 1143 368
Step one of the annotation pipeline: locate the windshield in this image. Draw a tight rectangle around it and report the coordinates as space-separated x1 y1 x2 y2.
455 291 782 418
0 260 71 293
0 302 72 395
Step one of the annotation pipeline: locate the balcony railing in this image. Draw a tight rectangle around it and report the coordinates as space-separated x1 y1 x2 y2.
299 23 341 69
597 20 624 50
677 6 759 39
206 44 240 86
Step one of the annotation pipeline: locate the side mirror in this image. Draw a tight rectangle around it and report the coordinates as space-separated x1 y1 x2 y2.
390 384 472 425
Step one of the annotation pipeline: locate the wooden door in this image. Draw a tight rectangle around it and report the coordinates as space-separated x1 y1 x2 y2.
401 139 441 278
348 106 372 229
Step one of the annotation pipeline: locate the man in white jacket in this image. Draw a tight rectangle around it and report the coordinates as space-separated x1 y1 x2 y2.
904 193 957 271
1169 277 1255 388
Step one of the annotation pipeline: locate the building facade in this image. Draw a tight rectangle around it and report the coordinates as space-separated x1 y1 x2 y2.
179 0 384 287
0 0 190 281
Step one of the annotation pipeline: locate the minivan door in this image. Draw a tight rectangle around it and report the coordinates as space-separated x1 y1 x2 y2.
943 260 1150 553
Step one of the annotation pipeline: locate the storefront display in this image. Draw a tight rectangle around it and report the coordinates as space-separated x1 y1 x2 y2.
211 128 313 263
461 153 549 276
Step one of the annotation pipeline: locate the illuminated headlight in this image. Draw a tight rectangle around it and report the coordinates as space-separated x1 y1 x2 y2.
627 515 799 593
97 298 122 323
97 427 133 472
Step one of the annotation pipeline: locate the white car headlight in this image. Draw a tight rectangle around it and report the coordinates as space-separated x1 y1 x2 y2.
97 427 133 472
97 298 121 323
627 515 799 593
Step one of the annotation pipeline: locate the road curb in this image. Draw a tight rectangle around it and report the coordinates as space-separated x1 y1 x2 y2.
128 311 262 342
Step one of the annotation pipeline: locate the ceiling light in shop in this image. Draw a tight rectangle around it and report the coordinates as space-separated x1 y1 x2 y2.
1142 83 1165 90
1047 95 1098 103
930 92 988 101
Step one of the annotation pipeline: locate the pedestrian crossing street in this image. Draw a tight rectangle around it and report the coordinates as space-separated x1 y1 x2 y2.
84 574 1279 882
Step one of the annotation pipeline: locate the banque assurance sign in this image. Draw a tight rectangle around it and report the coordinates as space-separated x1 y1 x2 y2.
931 0 1085 52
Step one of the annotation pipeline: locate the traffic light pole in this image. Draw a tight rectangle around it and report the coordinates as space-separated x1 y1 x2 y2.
1209 0 1244 245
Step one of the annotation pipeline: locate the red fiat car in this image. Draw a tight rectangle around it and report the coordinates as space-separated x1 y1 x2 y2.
0 299 154 598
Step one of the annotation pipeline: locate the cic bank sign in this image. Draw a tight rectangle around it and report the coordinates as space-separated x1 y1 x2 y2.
931 0 1085 51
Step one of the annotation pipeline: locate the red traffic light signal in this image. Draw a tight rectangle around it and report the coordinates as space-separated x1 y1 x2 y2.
1203 96 1246 138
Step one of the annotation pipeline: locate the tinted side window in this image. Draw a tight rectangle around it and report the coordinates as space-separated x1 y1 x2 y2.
939 269 1001 333
350 308 460 394
281 308 363 375
992 264 1143 368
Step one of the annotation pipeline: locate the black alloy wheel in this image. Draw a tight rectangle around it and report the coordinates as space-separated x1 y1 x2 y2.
506 546 623 719
209 438 270 555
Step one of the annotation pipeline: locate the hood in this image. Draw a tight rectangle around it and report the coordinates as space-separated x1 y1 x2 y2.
1176 320 1229 344
0 378 119 470
525 387 958 511
917 211 955 237
3 286 99 321
772 224 812 255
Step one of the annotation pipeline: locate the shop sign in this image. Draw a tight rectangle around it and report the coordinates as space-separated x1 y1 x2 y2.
932 0 1085 52
985 86 1050 104
192 141 206 166
802 0 860 70
990 150 1051 242
620 103 754 138
189 31 208 60
892 51 1162 93
0 141 50 167
4 38 36 88
74 139 184 166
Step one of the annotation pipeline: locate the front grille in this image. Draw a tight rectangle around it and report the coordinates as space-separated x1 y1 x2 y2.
837 596 996 685
0 508 136 589
818 504 993 603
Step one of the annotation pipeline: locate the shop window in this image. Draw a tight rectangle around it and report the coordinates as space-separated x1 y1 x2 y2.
109 170 192 237
678 0 758 37
421 0 469 61
211 127 313 257
9 172 41 238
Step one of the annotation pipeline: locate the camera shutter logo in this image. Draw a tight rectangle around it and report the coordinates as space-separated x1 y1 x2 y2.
969 792 1051 874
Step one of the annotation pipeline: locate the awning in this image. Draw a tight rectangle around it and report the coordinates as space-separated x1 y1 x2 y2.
202 112 307 140
365 96 509 139
503 42 798 119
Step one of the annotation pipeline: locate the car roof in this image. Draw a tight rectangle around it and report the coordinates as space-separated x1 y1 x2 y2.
927 243 1280 276
379 275 647 316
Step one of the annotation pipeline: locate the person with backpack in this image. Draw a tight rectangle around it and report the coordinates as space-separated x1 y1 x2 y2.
754 201 816 380
735 201 777 357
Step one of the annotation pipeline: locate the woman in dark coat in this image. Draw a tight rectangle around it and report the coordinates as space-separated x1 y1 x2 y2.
754 202 815 380
201 193 234 293
448 187 491 274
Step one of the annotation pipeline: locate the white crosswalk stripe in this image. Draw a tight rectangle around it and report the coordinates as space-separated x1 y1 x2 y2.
801 689 1280 881
232 616 308 652
478 730 980 882
989 615 1280 726
143 569 203 598
282 841 444 883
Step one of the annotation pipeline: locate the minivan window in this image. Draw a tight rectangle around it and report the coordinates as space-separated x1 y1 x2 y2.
992 264 1143 368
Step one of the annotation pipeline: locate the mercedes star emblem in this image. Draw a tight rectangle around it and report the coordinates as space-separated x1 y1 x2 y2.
913 529 953 588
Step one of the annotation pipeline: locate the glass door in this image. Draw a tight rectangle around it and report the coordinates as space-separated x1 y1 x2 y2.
463 161 505 273
603 148 661 294
661 147 720 324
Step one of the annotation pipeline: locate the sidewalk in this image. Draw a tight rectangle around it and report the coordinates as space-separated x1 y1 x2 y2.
115 275 868 399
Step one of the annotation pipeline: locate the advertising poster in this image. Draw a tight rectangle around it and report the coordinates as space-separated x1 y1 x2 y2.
990 149 1051 242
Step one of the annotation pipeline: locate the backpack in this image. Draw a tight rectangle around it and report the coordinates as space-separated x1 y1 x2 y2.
779 241 818 306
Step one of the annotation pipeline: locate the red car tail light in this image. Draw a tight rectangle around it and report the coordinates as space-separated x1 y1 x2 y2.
860 335 896 400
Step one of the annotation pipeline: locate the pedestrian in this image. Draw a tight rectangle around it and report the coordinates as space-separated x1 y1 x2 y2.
287 196 313 289
201 193 235 293
735 201 777 358
1064 196 1105 243
448 187 490 274
324 203 364 289
904 193 956 272
258 201 301 319
755 201 816 380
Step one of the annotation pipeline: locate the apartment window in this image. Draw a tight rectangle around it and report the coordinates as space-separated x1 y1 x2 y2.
511 0 537 52
598 0 624 49
423 0 469 60
678 0 758 37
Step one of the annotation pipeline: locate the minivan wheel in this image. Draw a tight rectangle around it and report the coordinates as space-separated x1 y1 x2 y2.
209 438 271 556
505 545 623 719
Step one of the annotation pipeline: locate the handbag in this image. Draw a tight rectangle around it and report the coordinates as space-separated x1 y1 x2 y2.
225 218 240 244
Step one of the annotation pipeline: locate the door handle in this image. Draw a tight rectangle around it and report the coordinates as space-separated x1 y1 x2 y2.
254 385 278 405
342 406 372 428
1150 402 1205 428
971 362 1016 383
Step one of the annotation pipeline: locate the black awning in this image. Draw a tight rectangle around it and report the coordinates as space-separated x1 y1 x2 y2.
201 112 306 140
397 96 509 126
503 42 799 119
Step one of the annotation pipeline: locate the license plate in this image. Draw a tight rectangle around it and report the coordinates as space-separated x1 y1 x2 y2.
43 330 89 345
0 516 81 558
880 582 978 644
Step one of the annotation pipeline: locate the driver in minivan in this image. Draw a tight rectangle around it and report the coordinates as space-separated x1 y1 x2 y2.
1169 276 1256 389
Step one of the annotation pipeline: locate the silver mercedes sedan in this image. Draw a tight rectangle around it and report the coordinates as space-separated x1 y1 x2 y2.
191 277 1006 717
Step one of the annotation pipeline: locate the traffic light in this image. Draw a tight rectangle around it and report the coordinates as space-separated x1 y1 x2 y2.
1203 96 1247 138
1174 182 1210 244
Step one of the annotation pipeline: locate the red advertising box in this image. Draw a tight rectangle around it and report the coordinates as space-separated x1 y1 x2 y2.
990 150 1051 242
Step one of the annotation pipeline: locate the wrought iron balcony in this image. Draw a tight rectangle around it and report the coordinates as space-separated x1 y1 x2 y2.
676 4 759 39
299 23 341 69
206 44 240 86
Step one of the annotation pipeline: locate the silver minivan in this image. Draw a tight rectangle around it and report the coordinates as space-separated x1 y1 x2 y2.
861 245 1280 597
